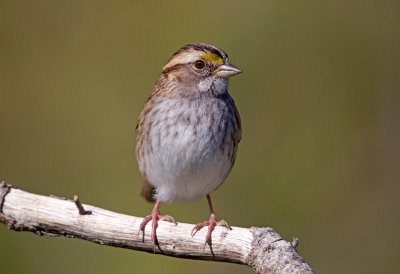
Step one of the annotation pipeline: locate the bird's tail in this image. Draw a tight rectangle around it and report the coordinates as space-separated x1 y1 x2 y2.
140 179 155 202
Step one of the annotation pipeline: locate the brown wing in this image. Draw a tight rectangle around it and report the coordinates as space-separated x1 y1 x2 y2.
136 92 158 203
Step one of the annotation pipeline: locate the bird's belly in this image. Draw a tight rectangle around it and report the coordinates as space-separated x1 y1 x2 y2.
143 120 232 203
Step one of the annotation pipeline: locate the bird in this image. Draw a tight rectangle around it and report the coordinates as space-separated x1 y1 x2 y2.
135 43 242 251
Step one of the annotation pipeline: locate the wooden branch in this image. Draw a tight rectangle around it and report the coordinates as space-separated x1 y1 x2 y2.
0 182 314 274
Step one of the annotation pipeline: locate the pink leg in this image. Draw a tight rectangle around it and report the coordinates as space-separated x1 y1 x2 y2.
139 200 175 252
191 195 231 246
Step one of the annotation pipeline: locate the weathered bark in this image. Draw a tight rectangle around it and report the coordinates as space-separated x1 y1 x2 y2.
0 182 314 274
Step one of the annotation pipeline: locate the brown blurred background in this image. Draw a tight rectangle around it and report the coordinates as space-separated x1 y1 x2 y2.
1 1 399 273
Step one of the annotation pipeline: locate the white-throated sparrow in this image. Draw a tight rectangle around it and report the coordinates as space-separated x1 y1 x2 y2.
136 43 242 251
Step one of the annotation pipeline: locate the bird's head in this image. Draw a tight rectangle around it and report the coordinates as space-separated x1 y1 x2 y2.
160 43 241 95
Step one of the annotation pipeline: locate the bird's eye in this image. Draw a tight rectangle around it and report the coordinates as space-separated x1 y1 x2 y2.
194 60 206 69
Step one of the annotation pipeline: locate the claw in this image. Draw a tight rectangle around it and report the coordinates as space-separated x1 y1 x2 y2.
191 213 231 246
216 219 232 230
138 200 174 253
159 214 177 225
191 221 207 237
138 214 152 239
191 195 232 247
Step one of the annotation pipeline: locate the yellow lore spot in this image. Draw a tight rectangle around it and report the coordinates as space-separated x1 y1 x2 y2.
201 53 223 64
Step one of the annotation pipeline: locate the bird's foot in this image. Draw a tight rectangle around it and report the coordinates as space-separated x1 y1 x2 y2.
139 205 175 253
191 213 231 246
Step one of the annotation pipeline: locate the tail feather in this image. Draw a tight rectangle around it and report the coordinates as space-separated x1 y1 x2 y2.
140 179 156 202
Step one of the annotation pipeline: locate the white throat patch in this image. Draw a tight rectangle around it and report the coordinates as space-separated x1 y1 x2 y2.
198 77 227 95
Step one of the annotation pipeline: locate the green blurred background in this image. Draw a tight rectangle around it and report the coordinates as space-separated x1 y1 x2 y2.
1 1 399 273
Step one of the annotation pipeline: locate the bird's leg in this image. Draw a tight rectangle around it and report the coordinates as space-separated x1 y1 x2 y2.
139 200 175 252
191 195 232 246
